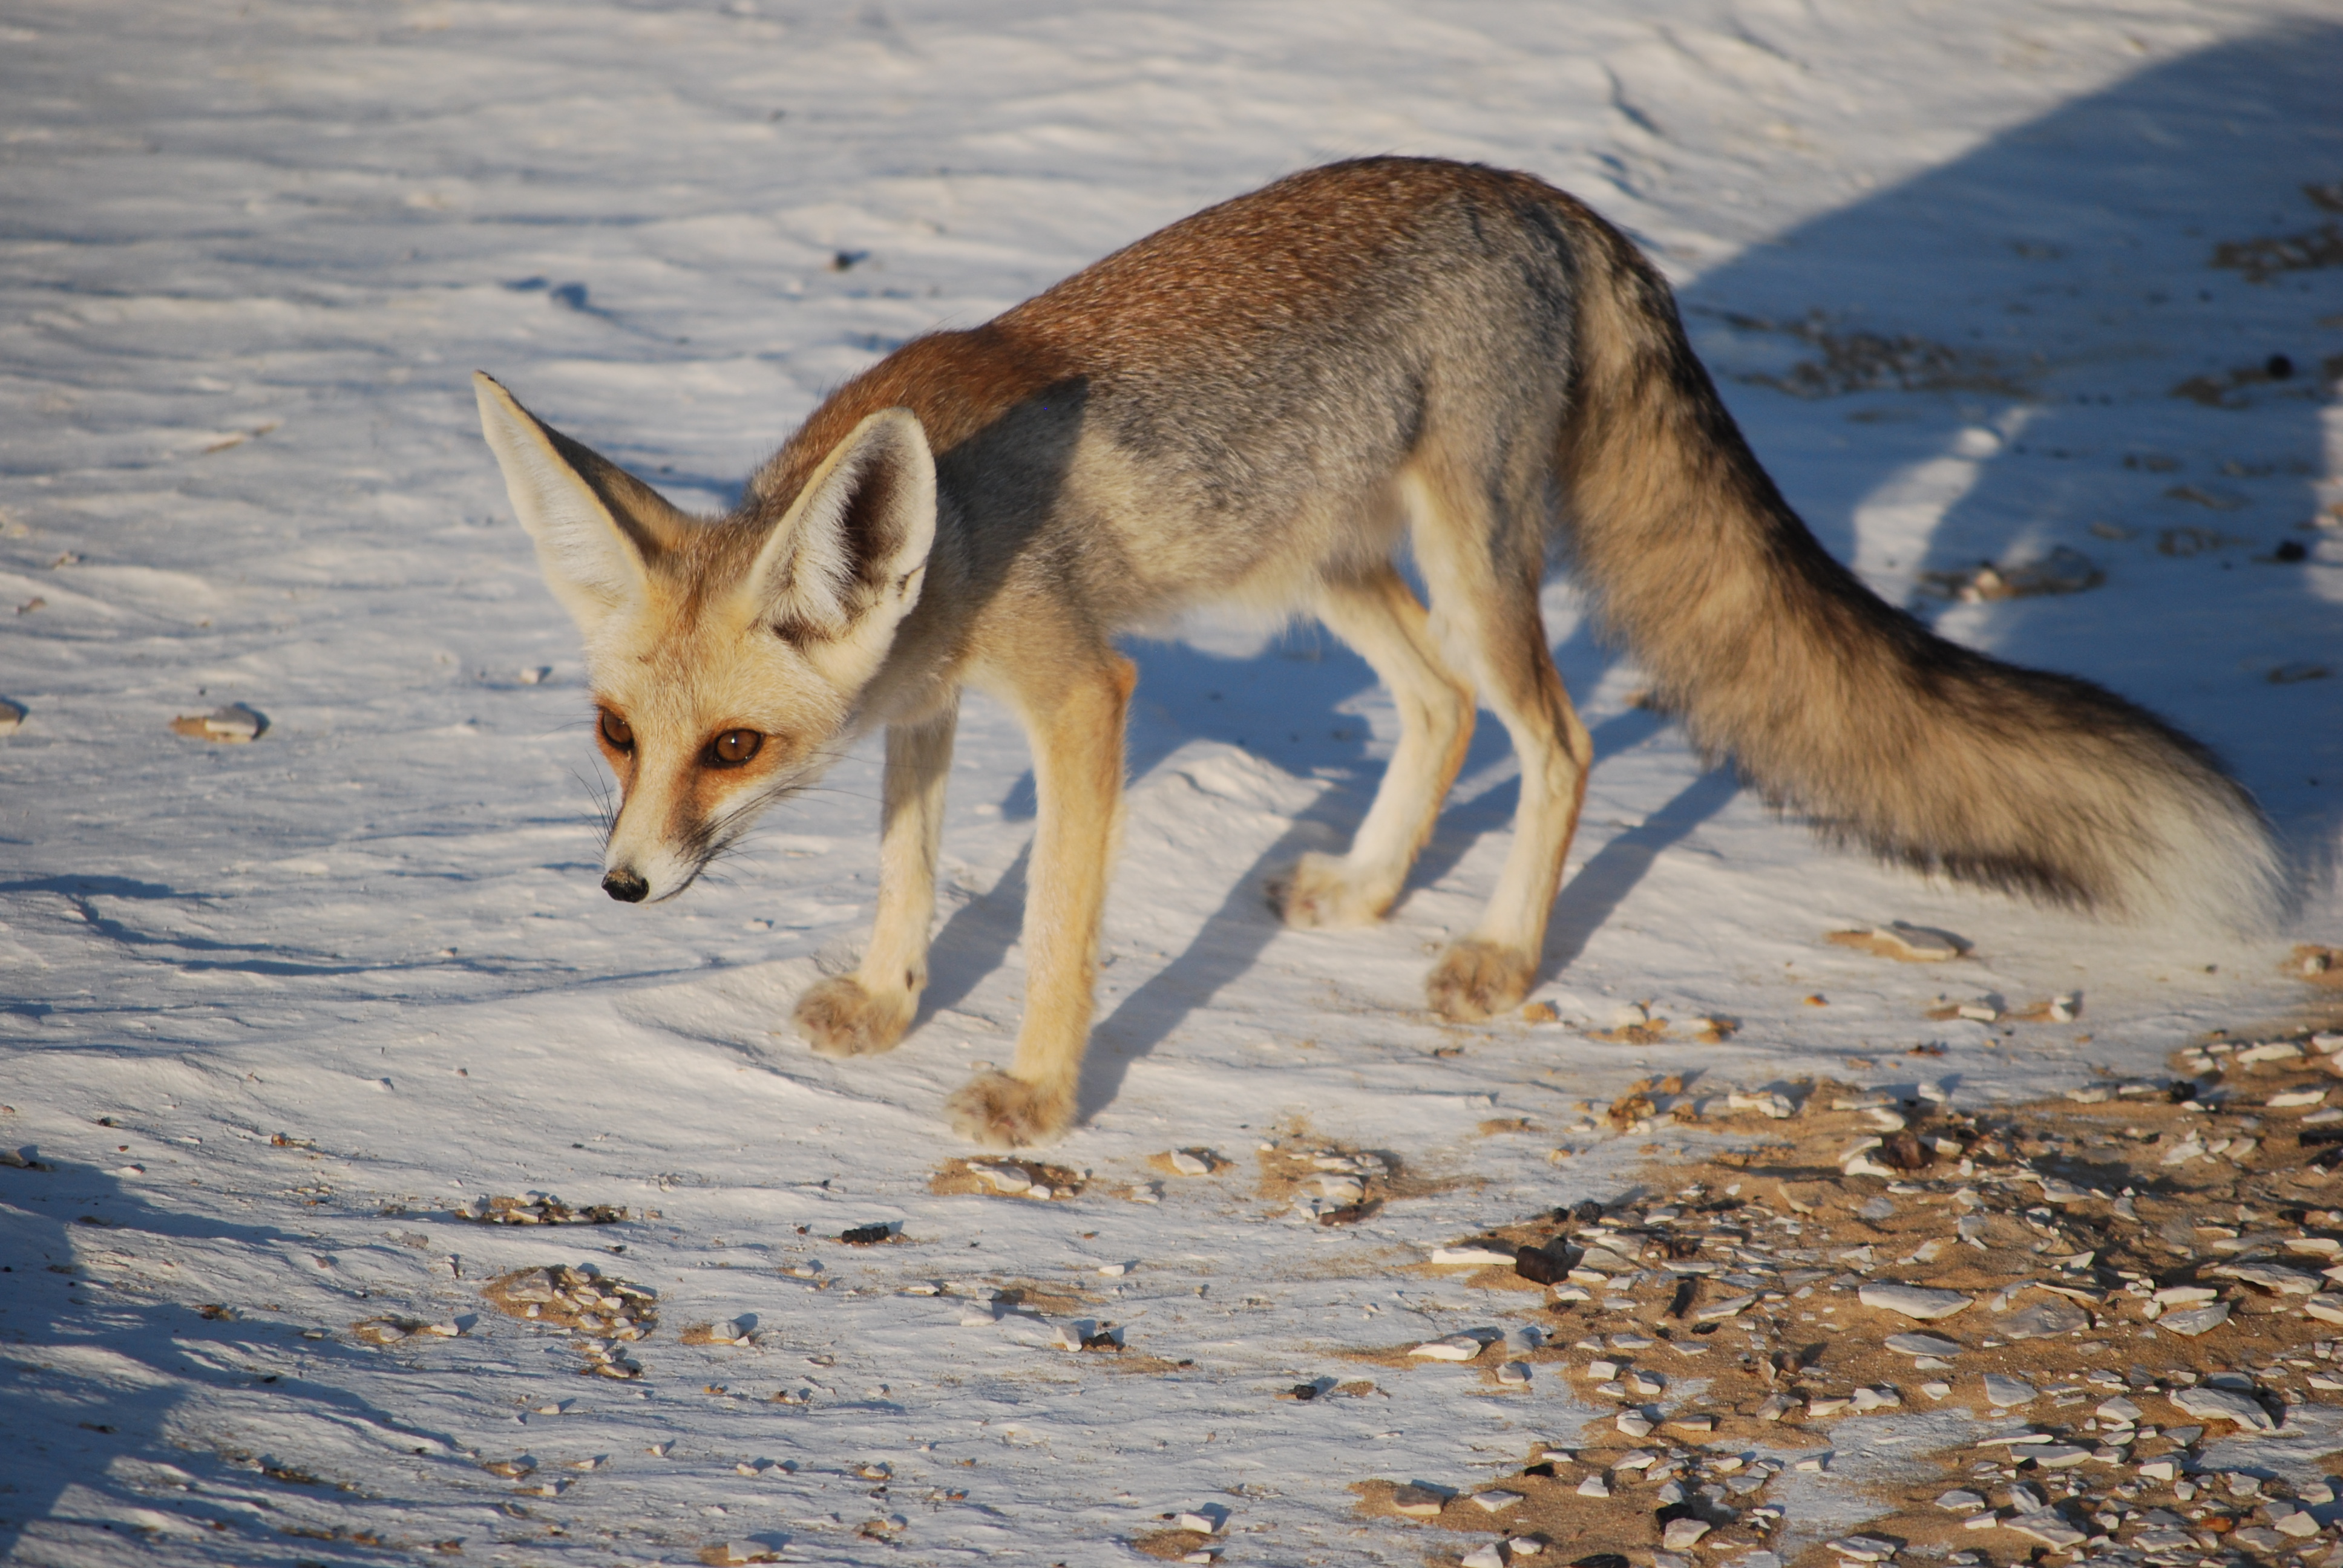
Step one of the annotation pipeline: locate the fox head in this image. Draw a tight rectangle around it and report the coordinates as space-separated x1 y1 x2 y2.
473 372 936 903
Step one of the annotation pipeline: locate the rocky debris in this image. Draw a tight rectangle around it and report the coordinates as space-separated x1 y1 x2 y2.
930 1157 1086 1201
482 1265 656 1379
350 1316 459 1346
170 702 266 742
454 1193 626 1226
1363 1051 2343 1568
1919 546 2102 603
0 697 24 736
1254 1137 1401 1223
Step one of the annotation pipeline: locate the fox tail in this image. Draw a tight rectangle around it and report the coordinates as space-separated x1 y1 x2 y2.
1553 218 2286 934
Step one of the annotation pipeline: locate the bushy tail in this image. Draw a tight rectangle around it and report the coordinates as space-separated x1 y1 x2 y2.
1553 217 2286 933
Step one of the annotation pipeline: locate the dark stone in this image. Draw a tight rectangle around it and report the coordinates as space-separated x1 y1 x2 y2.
1879 1130 1933 1171
838 1223 894 1245
1516 1244 1575 1285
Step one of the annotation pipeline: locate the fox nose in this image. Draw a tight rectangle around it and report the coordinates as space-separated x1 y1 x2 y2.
601 867 649 903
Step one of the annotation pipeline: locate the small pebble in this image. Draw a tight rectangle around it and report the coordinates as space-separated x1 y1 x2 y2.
1859 1283 1972 1319
1173 1511 1217 1534
1168 1151 1211 1177
1984 1374 2037 1407
1391 1485 1446 1517
1496 1361 1532 1385
1662 1518 1711 1550
1578 1475 1610 1497
1410 1334 1487 1362
171 702 266 742
1884 1332 1962 1357
1463 1549 1506 1568
2169 1385 2277 1431
1472 1491 1523 1512
2158 1302 2232 1337
1432 1244 1519 1267
1999 1299 2089 1339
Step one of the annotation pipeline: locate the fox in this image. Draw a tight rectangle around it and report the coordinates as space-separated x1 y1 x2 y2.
474 156 2283 1149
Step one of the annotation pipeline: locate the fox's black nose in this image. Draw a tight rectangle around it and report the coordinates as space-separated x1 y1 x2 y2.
601 868 649 903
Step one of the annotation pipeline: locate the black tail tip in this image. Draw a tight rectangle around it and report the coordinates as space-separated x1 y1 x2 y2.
601 868 649 904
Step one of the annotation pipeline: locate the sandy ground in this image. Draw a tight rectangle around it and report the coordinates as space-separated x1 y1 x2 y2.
3 0 2343 1563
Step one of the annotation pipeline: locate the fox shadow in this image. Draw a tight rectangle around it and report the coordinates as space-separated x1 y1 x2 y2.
0 1154 455 1559
1685 17 2343 883
921 21 2343 1104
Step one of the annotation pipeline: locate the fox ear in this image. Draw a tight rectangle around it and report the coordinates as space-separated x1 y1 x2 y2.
473 371 690 636
749 408 937 651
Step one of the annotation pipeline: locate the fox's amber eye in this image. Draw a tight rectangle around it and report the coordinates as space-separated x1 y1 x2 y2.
598 710 634 751
708 729 762 766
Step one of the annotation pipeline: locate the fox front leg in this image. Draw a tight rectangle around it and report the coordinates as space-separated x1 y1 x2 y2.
946 652 1134 1148
796 703 958 1057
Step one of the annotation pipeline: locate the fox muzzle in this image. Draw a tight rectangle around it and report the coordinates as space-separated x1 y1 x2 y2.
601 867 650 903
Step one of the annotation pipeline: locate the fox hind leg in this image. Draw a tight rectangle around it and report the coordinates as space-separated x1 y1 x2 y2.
797 702 958 1057
1271 565 1475 929
1404 466 1593 1022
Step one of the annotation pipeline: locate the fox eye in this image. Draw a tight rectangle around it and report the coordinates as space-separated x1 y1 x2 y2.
598 710 634 751
707 728 762 767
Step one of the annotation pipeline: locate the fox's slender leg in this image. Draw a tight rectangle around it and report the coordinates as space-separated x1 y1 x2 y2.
796 701 958 1057
1405 467 1594 1021
1271 564 1475 928
946 649 1135 1147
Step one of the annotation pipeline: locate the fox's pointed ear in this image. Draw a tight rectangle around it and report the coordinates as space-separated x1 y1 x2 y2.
473 371 691 636
748 408 936 656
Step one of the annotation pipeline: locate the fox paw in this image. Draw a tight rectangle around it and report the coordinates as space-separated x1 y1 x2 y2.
1424 939 1535 1023
945 1071 1072 1149
794 975 914 1059
1267 852 1390 929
